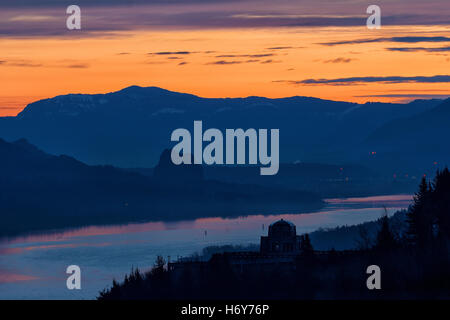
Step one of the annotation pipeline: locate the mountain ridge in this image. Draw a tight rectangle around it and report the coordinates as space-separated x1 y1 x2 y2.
13 85 438 119
0 86 444 169
0 138 323 237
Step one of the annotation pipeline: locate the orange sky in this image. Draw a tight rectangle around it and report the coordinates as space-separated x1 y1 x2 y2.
1 25 449 116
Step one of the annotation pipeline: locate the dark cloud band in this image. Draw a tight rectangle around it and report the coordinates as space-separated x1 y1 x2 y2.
386 46 450 52
320 36 450 46
355 94 450 98
1 4 449 38
278 75 450 86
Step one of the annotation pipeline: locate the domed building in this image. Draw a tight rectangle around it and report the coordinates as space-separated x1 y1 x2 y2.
260 219 302 255
169 219 313 278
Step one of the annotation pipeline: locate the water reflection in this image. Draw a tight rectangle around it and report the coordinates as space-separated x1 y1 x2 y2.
1 194 412 247
0 194 412 299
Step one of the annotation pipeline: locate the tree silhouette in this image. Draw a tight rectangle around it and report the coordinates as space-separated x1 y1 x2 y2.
433 168 450 240
356 225 372 250
151 255 166 276
375 208 397 250
300 234 314 256
406 176 433 247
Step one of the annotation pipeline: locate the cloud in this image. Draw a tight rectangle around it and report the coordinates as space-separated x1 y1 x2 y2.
206 59 261 65
277 75 450 86
11 62 42 67
215 53 275 58
0 0 240 7
0 59 91 68
9 15 58 22
231 13 367 19
355 94 450 98
266 46 294 50
178 61 188 65
148 51 192 55
0 60 42 67
320 36 450 46
355 93 450 102
323 57 355 63
2 2 450 38
207 60 242 65
386 46 450 52
260 59 282 64
209 53 280 64
65 64 90 68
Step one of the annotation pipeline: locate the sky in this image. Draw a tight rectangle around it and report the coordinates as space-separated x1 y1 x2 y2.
0 0 449 116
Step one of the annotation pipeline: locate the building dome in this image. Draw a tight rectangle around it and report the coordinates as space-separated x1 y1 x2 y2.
268 219 296 238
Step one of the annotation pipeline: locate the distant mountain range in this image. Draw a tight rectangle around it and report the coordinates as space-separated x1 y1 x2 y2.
0 138 323 237
363 98 450 171
0 86 446 173
129 162 418 198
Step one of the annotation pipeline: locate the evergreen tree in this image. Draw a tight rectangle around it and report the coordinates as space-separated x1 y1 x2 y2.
432 168 450 239
375 209 397 250
300 234 314 256
406 176 433 247
151 255 166 276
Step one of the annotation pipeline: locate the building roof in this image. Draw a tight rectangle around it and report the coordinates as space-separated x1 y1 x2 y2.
269 219 295 228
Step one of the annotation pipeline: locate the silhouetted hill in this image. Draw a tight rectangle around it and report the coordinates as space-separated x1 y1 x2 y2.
0 86 441 168
363 98 450 171
367 98 450 143
153 149 203 184
128 162 418 197
309 210 408 250
0 139 323 237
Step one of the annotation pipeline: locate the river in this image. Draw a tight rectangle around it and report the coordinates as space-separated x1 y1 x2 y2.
0 194 411 299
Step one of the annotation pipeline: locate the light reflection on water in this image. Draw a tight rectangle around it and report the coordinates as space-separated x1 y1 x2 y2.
0 194 412 299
